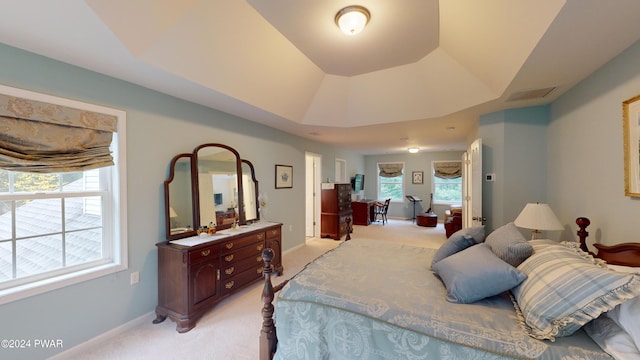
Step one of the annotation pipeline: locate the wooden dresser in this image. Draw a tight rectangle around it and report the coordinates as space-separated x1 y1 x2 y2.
321 183 352 240
154 222 282 332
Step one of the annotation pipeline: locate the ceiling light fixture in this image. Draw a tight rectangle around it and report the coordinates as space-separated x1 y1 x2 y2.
335 5 370 36
408 148 419 153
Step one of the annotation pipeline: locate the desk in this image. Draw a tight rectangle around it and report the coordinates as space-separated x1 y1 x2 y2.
352 200 377 225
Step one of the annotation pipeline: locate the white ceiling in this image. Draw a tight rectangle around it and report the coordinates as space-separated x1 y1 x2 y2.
1 0 640 154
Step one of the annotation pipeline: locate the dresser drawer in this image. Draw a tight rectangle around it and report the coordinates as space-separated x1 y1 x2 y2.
265 227 281 240
220 233 265 254
221 241 264 265
188 245 219 264
220 253 265 279
220 265 263 295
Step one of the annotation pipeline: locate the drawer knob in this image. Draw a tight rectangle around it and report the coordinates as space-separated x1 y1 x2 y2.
256 244 264 251
256 256 262 262
226 243 234 250
224 254 234 262
225 281 235 289
225 267 235 275
257 267 264 274
201 249 211 257
258 234 265 240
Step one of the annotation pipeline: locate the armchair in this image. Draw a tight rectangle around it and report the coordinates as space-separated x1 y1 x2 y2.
444 207 462 238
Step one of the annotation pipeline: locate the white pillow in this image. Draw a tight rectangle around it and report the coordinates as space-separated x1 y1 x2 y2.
609 264 640 274
607 296 640 352
584 315 640 360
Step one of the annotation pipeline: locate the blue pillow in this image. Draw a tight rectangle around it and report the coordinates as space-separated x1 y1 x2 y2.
431 235 476 266
431 225 485 267
432 243 527 304
454 225 486 243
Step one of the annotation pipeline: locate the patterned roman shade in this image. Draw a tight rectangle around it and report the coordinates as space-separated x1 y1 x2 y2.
378 163 404 177
0 94 117 173
434 161 462 179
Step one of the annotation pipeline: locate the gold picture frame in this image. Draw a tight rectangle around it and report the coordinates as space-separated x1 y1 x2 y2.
412 171 424 184
623 94 640 197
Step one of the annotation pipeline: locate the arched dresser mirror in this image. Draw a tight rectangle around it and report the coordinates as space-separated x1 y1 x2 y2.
194 143 245 232
242 159 259 223
164 143 260 239
164 153 196 240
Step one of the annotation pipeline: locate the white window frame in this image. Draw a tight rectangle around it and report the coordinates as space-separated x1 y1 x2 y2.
0 84 127 305
431 160 462 205
377 162 405 202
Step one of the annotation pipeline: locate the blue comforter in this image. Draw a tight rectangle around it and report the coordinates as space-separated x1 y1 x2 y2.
273 239 610 360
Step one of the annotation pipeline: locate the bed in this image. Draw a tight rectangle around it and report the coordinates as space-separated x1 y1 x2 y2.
259 218 640 360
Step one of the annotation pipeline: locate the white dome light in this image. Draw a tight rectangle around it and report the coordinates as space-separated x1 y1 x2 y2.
335 6 370 36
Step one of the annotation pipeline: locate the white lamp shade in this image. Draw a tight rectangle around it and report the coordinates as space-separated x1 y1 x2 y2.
336 7 369 35
169 207 178 218
514 203 563 231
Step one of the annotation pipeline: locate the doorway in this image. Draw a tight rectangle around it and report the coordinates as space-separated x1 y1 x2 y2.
463 138 483 228
305 152 322 238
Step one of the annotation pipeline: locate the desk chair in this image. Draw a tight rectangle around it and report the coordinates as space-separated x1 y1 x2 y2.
374 198 391 225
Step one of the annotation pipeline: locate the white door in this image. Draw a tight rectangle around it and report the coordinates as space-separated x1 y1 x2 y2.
305 153 321 237
463 139 483 228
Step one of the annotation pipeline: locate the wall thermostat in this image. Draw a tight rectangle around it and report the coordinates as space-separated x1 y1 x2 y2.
485 173 495 182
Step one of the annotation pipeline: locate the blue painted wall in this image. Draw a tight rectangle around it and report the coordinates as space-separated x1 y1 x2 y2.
479 105 550 232
0 43 363 359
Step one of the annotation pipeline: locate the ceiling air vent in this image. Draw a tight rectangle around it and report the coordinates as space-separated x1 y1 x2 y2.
507 87 556 102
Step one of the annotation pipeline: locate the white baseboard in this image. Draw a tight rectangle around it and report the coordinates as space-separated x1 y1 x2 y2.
283 241 307 256
48 311 154 359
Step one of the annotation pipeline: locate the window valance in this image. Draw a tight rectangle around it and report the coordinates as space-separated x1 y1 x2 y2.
434 161 462 179
0 94 117 173
378 163 404 177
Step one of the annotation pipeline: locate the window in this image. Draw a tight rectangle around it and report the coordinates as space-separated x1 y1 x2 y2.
377 162 404 201
432 161 462 204
0 85 127 304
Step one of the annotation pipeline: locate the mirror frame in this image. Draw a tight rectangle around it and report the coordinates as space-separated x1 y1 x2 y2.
164 153 197 240
623 94 640 197
242 159 260 223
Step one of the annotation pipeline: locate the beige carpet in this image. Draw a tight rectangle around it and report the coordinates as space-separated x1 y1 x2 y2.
55 219 446 360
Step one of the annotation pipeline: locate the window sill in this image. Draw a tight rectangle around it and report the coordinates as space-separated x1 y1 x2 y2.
0 262 127 305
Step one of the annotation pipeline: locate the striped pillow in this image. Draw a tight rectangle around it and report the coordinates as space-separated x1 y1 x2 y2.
511 245 640 341
485 222 533 267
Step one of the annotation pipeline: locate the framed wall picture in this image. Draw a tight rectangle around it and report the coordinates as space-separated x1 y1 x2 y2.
275 164 293 189
412 171 424 184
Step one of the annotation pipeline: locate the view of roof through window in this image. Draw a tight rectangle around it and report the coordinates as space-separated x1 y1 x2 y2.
0 170 103 284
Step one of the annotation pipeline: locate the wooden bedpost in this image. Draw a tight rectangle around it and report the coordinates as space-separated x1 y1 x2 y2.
260 248 277 360
576 217 591 253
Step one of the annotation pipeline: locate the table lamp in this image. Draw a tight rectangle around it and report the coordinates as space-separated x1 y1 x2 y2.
514 202 563 240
